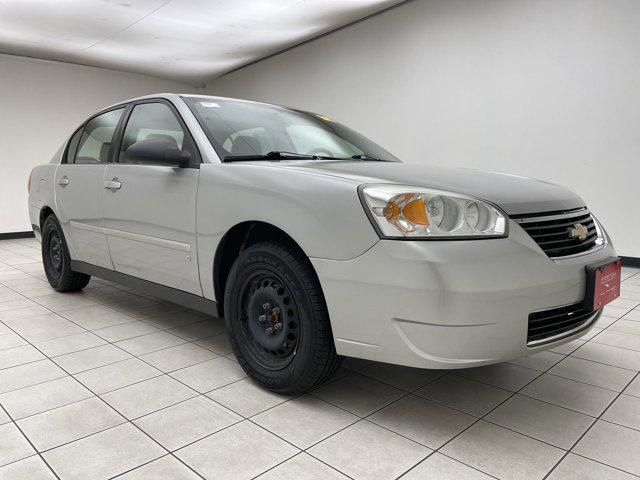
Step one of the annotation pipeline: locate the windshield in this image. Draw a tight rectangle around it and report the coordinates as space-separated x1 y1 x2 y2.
183 96 398 162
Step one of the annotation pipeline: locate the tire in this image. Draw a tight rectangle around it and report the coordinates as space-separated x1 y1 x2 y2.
41 215 91 292
224 241 341 394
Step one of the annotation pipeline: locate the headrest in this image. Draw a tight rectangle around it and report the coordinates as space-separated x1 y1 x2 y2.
99 142 111 163
230 135 261 156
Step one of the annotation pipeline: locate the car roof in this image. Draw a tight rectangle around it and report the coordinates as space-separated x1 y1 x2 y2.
101 92 282 113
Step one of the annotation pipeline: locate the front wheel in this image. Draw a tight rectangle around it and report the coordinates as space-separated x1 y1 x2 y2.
41 215 91 292
224 241 341 394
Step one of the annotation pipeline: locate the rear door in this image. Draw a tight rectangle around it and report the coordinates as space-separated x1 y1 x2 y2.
102 100 202 295
54 107 125 269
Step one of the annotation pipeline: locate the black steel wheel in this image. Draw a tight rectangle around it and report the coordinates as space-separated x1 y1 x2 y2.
224 241 341 394
237 272 300 370
47 229 64 278
41 215 91 292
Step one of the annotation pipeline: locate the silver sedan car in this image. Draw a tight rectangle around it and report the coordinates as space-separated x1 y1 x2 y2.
28 93 622 394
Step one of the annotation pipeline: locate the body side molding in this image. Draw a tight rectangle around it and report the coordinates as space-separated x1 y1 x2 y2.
70 260 221 317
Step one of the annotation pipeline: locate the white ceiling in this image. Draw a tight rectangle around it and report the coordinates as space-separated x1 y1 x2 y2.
0 0 403 86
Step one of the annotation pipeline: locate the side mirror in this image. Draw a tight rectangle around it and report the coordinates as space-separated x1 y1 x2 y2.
125 138 191 167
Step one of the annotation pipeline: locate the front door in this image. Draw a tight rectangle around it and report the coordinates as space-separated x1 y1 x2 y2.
102 101 202 295
54 107 125 269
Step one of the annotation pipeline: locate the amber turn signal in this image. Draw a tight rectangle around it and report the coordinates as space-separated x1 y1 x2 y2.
383 194 429 226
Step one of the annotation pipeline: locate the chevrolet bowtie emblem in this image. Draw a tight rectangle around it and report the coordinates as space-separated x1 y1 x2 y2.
569 223 588 241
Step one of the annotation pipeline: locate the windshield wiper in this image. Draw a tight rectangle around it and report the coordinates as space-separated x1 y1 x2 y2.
223 151 391 163
223 151 321 162
350 154 387 161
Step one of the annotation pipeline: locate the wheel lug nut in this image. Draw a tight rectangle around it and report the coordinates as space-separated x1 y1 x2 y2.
273 307 280 314
274 322 281 331
262 302 270 309
265 327 274 335
258 315 266 322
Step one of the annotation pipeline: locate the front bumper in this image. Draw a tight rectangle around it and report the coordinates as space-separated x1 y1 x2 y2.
311 220 615 369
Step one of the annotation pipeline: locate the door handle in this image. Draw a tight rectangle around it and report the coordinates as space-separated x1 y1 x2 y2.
57 176 69 187
104 178 122 192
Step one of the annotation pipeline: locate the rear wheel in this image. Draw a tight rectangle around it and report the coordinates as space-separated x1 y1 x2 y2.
224 241 341 394
41 215 91 292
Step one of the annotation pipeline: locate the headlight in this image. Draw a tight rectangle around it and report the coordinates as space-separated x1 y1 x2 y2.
359 185 508 238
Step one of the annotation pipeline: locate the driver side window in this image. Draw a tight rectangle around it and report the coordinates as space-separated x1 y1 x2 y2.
119 102 194 164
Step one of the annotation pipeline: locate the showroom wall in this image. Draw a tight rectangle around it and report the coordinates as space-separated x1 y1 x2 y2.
0 54 193 234
204 0 640 258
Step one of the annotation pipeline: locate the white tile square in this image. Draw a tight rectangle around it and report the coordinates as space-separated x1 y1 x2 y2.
485 394 594 449
602 394 640 430
170 357 246 393
207 378 291 417
255 453 349 480
43 423 166 480
0 359 66 394
415 373 512 417
0 344 44 369
134 396 241 451
140 343 216 372
115 331 186 356
574 420 640 476
53 344 131 374
175 421 298 480
509 351 565 371
368 395 475 449
0 455 57 479
441 421 564 480
253 395 358 448
17 397 125 451
358 362 446 391
547 453 637 480
93 321 158 342
549 356 635 391
401 453 493 480
455 363 540 391
102 375 197 420
312 373 404 416
0 423 35 466
0 376 93 419
308 420 429 480
521 373 617 416
116 455 201 479
35 332 107 357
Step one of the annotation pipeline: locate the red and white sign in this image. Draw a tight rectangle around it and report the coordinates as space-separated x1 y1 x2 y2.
592 259 621 309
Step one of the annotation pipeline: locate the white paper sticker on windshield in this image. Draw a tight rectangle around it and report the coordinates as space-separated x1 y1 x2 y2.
199 102 221 108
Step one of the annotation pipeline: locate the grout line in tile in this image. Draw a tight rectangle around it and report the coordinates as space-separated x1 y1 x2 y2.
2 248 639 479
541 301 640 479
0 403 63 479
0 283 208 478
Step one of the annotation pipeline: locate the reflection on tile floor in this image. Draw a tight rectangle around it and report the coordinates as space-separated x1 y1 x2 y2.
0 237 639 479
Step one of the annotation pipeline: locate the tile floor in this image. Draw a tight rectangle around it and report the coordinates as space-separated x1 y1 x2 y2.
0 237 639 479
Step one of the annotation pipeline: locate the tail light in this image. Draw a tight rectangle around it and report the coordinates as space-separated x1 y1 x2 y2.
27 169 33 192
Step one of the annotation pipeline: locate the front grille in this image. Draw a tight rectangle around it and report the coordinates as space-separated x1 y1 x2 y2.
513 207 600 258
528 302 596 345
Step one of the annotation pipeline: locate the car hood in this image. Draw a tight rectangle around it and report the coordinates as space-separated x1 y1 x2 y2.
261 161 584 216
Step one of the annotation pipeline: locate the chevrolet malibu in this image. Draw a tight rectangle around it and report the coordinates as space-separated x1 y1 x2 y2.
27 93 621 394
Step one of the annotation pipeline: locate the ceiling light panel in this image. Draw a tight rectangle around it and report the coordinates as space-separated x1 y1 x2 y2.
0 0 402 85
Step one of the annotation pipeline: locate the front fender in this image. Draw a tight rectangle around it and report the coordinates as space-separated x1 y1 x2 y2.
196 163 379 300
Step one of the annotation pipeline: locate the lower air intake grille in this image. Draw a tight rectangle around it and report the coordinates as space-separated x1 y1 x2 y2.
527 302 597 345
513 208 599 258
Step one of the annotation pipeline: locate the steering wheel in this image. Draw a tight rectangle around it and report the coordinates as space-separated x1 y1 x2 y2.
305 148 334 157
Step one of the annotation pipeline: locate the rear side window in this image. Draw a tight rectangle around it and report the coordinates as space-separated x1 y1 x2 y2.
65 129 82 164
119 102 196 164
75 108 125 164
